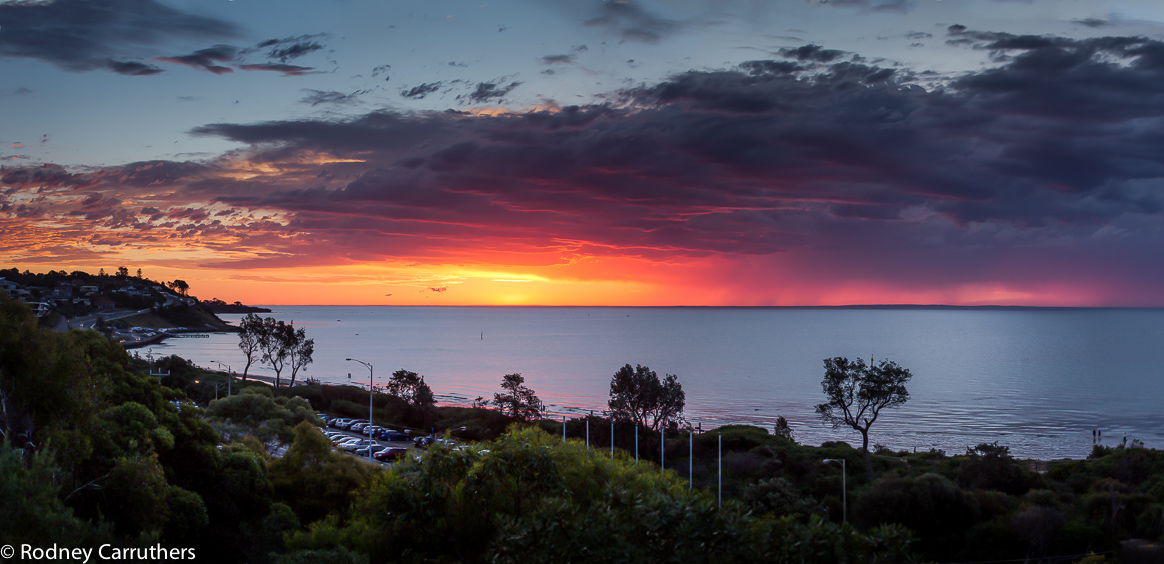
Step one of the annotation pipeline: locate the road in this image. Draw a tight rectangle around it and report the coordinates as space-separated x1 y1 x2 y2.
69 308 154 330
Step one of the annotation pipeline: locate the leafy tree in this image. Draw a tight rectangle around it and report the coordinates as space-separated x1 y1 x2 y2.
743 477 827 519
285 325 314 387
237 313 264 382
815 356 911 478
0 441 108 545
167 279 190 296
116 266 129 277
607 364 685 432
387 369 435 408
206 388 319 445
269 421 373 524
260 318 291 387
493 373 543 421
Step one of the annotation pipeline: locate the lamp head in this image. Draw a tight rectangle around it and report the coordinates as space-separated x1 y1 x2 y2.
345 358 352 361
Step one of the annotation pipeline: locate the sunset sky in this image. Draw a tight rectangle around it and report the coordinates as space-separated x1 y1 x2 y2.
3 0 1164 306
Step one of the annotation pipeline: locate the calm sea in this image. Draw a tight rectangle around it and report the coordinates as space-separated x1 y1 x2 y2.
146 306 1164 459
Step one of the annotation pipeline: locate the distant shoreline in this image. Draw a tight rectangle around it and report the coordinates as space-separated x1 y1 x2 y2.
243 304 1164 310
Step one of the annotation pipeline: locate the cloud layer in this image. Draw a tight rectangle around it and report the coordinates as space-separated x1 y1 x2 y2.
4 29 1164 304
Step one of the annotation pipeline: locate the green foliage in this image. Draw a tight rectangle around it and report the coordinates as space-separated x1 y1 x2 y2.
492 372 543 421
206 388 321 445
855 472 979 558
273 547 369 564
607 363 686 432
815 356 911 478
387 369 436 408
287 426 919 564
958 442 1040 495
0 441 108 545
742 476 826 519
269 421 374 524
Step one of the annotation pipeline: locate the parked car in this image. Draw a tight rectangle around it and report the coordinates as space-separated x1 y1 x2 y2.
343 439 376 452
354 444 388 457
413 436 434 449
350 423 368 433
374 447 410 462
375 429 411 441
330 418 353 429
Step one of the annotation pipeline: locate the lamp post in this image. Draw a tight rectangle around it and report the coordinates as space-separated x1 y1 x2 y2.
823 458 846 523
346 358 374 463
211 360 231 396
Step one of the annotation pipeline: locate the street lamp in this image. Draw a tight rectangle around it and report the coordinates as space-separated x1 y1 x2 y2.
211 360 232 396
346 358 374 463
823 458 846 523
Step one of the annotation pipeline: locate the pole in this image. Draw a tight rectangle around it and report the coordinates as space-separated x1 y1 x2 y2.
718 433 722 507
661 428 664 473
611 421 614 459
563 416 566 442
824 458 847 523
346 358 374 463
635 425 638 464
842 459 847 523
586 417 589 450
689 429 693 489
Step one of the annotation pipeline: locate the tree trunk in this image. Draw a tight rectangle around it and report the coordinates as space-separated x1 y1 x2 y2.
860 427 874 478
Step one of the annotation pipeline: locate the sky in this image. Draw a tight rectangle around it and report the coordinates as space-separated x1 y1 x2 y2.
3 0 1164 306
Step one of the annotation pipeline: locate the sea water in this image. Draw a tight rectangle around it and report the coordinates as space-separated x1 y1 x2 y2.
146 306 1164 459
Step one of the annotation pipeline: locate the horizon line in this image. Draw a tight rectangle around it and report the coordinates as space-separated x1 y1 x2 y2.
241 304 1164 309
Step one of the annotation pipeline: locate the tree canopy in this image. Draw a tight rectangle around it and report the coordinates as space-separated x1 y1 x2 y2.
607 364 685 432
492 373 543 421
815 356 911 477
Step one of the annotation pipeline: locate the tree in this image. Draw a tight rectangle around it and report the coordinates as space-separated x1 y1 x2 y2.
285 326 314 388
116 266 129 277
260 319 291 388
386 369 434 408
167 280 190 296
237 314 264 382
493 373 543 421
607 364 685 432
815 356 912 478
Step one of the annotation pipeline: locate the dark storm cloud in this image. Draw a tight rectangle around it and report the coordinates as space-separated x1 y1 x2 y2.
459 80 522 103
814 0 915 12
1075 18 1110 28
778 44 847 63
299 89 365 106
583 1 679 44
108 60 164 76
158 45 237 74
252 35 327 62
9 29 1164 276
401 82 443 99
173 31 1164 263
238 63 314 76
0 0 238 73
541 54 576 65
